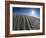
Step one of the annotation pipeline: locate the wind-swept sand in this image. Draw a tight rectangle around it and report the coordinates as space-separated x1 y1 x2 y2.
13 14 40 31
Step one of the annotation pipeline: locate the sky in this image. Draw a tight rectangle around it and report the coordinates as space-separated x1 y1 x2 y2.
13 7 40 17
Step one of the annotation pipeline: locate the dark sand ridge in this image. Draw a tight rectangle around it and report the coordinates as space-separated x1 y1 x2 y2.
13 14 40 31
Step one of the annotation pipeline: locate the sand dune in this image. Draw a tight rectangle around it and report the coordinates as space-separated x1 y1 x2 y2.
13 14 40 31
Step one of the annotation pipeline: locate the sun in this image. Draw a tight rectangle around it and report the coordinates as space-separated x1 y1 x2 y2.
29 10 39 18
31 10 35 16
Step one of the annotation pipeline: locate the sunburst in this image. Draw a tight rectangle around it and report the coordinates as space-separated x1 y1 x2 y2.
31 10 35 16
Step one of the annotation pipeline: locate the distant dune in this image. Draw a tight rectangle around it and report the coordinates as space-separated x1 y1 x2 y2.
13 14 40 31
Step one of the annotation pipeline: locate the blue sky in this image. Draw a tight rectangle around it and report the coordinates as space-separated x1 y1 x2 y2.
13 7 40 17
